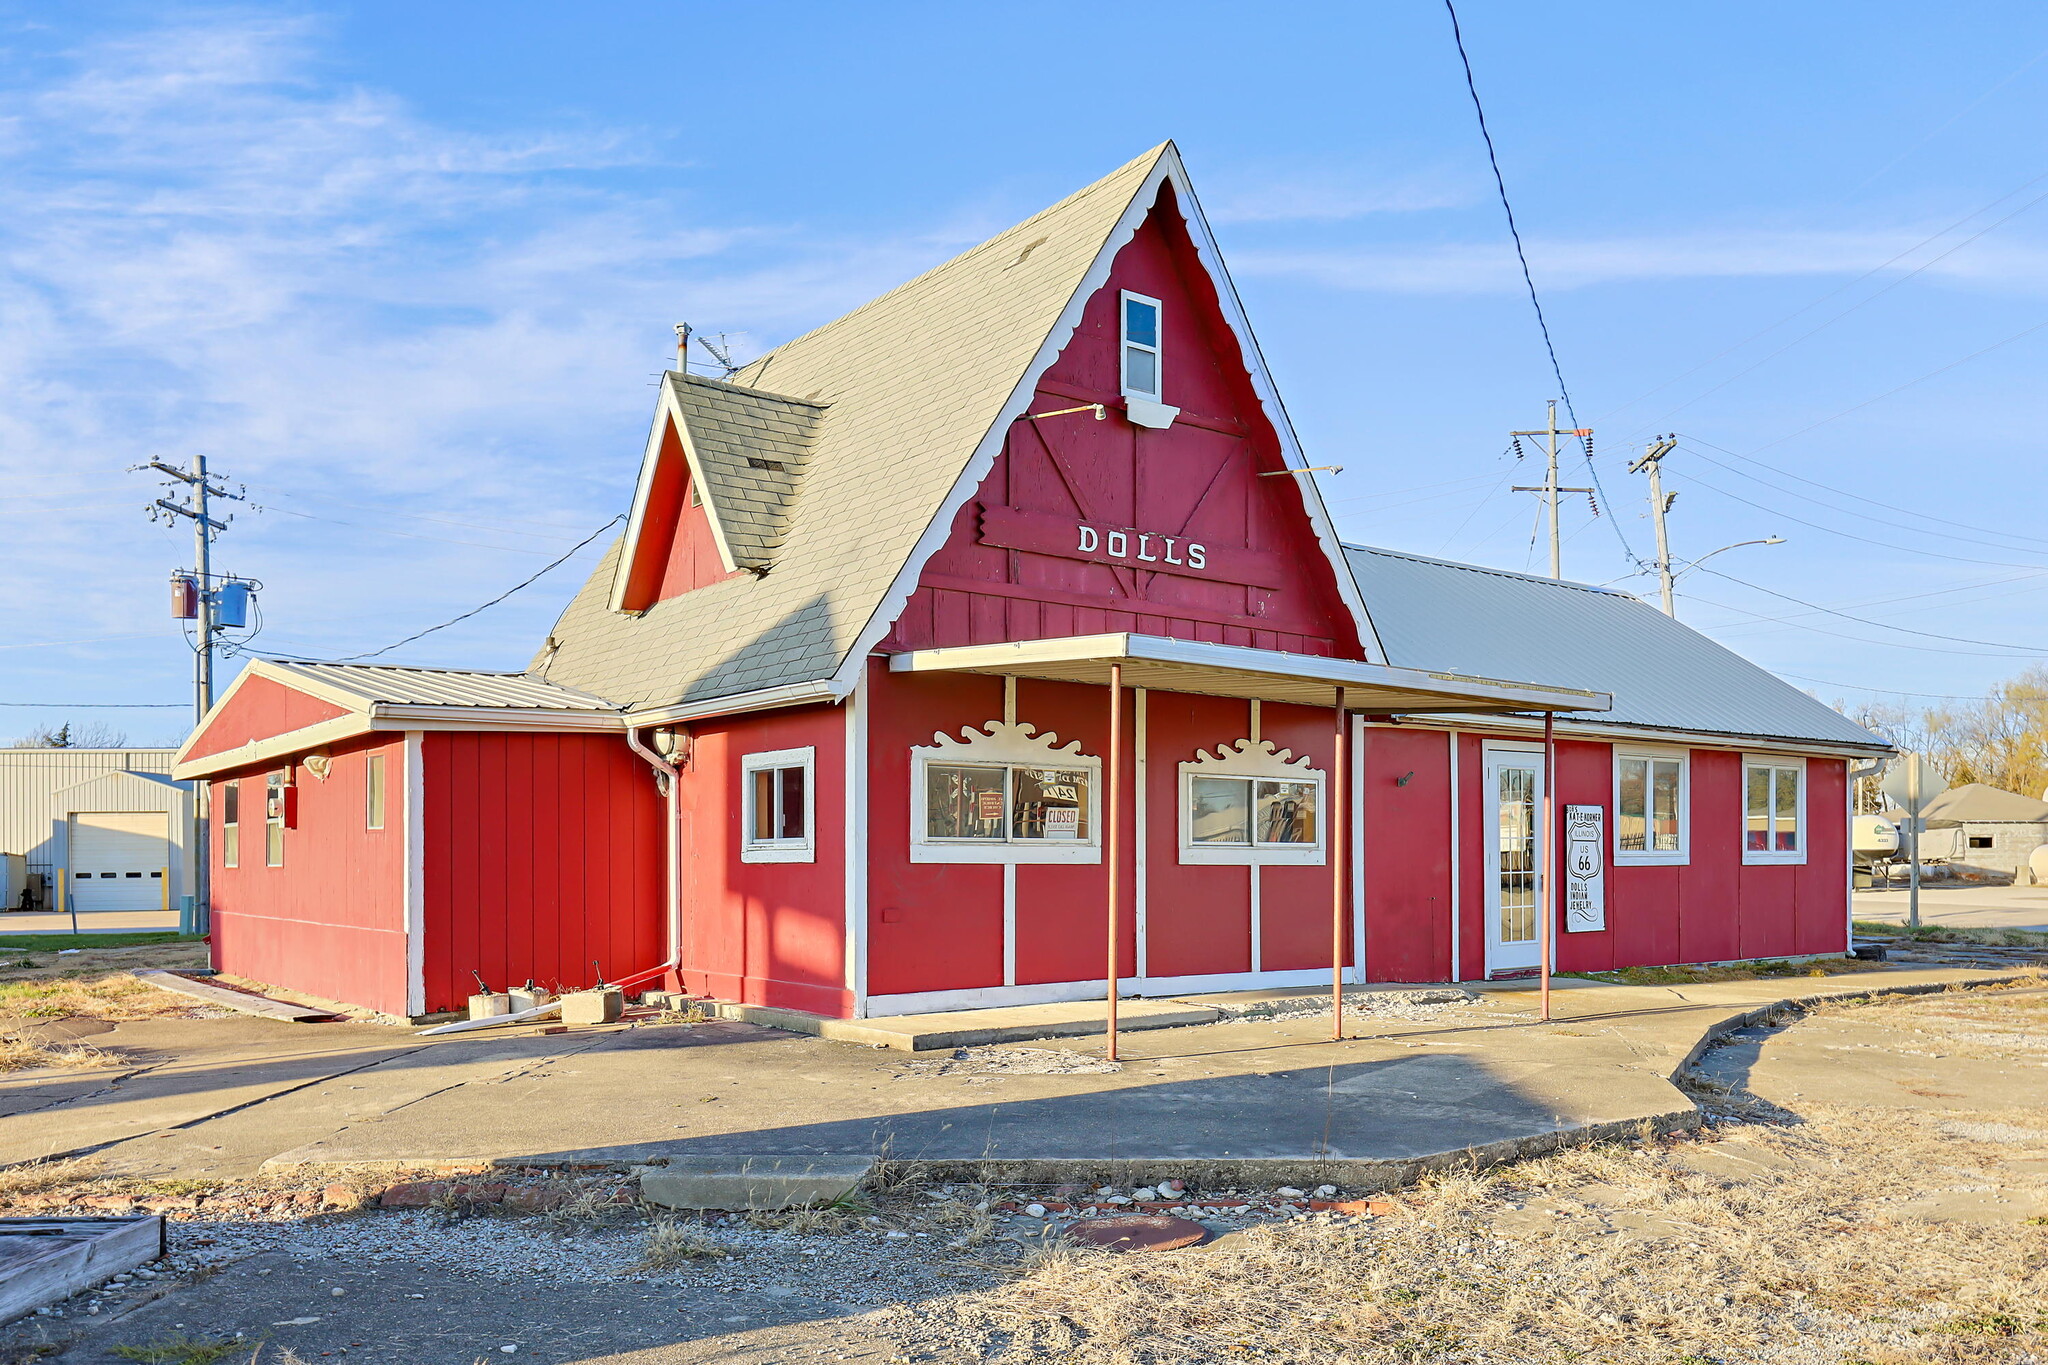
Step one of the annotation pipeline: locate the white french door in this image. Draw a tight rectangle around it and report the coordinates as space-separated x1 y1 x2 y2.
1482 748 1544 976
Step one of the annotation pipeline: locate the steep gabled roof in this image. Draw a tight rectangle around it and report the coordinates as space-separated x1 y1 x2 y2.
535 143 1380 716
667 373 822 570
1345 545 1890 751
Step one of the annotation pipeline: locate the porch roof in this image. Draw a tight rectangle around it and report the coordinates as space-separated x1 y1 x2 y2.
886 633 1610 715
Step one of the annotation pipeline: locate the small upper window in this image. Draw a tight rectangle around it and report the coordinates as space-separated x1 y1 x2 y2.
1615 752 1687 864
1743 758 1804 864
742 747 814 863
264 771 288 867
220 781 240 869
1121 291 1162 401
366 753 386 831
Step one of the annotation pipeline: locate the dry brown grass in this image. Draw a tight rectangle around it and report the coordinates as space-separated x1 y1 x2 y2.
895 996 2048 1364
0 1033 124 1072
1583 956 1879 986
636 1217 732 1268
0 1156 101 1199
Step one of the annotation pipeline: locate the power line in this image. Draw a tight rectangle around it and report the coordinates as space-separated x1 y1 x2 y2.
1695 566 2048 652
1677 433 2048 552
1682 589 2040 657
1774 671 2008 702
1442 0 1636 566
0 701 186 708
1680 468 2048 570
330 515 622 663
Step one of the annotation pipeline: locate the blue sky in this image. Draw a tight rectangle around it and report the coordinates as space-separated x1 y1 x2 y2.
8 1 2048 745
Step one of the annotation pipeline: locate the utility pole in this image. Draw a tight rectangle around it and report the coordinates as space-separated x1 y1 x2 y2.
1629 435 1679 615
1511 400 1595 580
144 455 245 934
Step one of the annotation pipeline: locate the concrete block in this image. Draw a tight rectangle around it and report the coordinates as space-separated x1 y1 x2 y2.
638 1156 875 1211
468 993 511 1021
560 989 623 1026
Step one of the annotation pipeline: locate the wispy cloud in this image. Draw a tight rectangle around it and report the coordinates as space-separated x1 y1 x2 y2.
0 13 971 718
1233 227 2048 293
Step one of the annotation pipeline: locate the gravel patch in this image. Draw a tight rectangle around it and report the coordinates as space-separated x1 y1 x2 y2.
895 1047 1123 1078
1203 988 1483 1024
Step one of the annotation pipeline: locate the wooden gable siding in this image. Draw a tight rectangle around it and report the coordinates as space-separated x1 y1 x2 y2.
884 189 1362 658
616 420 739 612
184 673 351 764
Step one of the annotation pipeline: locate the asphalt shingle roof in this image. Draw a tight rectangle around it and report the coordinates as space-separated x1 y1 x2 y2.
533 145 1172 712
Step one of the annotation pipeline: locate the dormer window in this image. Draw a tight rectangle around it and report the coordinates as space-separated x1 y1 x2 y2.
1121 292 1162 400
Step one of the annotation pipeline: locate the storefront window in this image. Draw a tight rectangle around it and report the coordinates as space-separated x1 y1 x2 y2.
1616 752 1686 862
925 763 1092 842
1177 738 1325 865
1743 758 1804 862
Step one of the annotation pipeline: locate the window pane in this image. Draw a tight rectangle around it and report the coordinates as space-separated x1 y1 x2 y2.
750 769 776 842
777 765 806 840
1616 758 1647 852
927 764 1006 840
1651 760 1682 852
1745 765 1770 851
267 820 284 867
222 782 239 825
366 754 386 830
1124 346 1157 396
1774 767 1799 851
223 824 238 869
1255 780 1317 844
1013 766 1090 841
1124 297 1157 348
1189 776 1251 844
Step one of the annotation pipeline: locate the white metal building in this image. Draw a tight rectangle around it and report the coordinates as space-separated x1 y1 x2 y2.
0 749 195 914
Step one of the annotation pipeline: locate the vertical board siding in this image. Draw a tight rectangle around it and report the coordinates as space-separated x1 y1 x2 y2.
1141 692 1252 979
209 734 409 1015
674 704 848 1015
422 732 664 1014
1357 726 1454 983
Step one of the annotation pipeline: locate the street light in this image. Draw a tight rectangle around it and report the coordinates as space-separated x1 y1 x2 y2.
1663 536 1784 618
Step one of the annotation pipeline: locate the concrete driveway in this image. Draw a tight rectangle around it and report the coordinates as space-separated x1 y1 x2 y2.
1855 882 2048 932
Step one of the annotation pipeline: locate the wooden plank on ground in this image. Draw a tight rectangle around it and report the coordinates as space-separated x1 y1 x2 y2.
133 969 339 1023
0 1217 162 1321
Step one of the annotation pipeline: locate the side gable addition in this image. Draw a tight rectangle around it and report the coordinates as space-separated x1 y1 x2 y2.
609 374 824 612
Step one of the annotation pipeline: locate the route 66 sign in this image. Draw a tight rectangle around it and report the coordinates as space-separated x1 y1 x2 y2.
1563 805 1606 932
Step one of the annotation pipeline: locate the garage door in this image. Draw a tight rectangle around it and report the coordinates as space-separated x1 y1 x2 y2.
69 812 171 911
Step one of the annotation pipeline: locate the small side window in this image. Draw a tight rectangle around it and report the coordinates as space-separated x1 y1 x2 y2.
1742 758 1804 864
741 747 815 863
366 753 386 831
221 781 240 869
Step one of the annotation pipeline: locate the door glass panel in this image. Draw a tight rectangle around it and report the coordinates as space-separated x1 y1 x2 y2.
1189 776 1250 844
926 764 1006 840
1255 780 1317 844
1496 764 1537 944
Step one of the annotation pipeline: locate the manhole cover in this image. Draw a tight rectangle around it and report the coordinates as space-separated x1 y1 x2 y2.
1063 1215 1208 1252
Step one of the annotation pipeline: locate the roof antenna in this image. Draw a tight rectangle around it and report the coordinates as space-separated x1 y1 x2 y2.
696 333 741 379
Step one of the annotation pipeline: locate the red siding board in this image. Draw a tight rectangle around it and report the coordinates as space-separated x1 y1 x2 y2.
186 675 350 762
1358 726 1453 984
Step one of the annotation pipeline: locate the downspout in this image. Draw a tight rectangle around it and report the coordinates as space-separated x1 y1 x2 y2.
624 724 685 992
420 723 683 1037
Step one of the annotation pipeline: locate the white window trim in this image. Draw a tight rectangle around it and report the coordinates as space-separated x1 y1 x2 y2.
221 780 240 870
741 746 816 864
366 752 386 831
1742 753 1807 866
1177 738 1326 867
911 721 1102 865
1613 746 1689 867
1119 290 1163 401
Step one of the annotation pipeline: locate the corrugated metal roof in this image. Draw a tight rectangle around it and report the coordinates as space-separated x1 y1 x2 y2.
1343 545 1888 750
267 661 616 712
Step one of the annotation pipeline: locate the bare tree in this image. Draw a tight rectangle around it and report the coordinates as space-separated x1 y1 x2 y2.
9 720 131 749
1919 665 2048 798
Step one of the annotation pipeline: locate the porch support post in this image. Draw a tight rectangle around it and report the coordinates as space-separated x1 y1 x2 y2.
1331 686 1348 1041
1105 662 1124 1061
1540 710 1556 1023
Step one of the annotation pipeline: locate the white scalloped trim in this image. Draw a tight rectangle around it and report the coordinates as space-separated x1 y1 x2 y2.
914 719 1096 766
1178 736 1320 780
